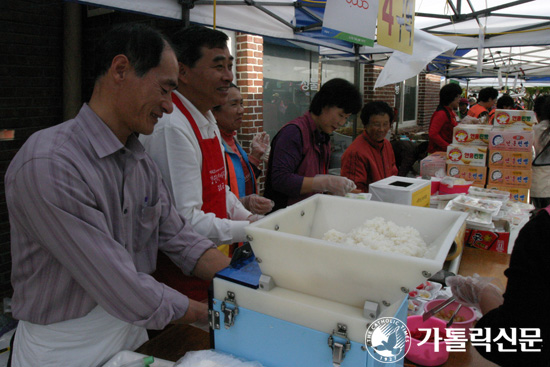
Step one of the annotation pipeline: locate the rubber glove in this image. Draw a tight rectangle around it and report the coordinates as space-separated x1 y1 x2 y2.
240 194 275 215
460 115 481 124
446 273 500 308
188 299 210 332
247 214 264 223
311 174 356 196
251 132 270 161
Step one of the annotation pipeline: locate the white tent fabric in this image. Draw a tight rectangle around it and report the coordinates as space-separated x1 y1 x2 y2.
75 0 550 81
79 0 183 20
78 0 298 39
374 30 457 89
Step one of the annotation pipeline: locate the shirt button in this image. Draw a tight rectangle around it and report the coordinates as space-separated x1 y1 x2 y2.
123 208 128 214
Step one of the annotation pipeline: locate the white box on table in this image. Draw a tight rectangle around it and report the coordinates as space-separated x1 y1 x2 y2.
369 176 431 207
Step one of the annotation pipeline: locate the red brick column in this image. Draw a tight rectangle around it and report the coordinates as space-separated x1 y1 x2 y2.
234 33 266 192
418 73 441 127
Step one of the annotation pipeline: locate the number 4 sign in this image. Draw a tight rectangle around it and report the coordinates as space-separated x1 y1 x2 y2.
377 0 415 54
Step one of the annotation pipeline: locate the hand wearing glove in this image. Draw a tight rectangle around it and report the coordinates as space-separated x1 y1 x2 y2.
239 194 275 215
247 214 264 223
446 273 502 309
459 115 481 124
187 299 211 332
251 132 270 161
311 174 357 196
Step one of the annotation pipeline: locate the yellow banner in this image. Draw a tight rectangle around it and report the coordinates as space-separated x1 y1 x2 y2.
377 0 415 55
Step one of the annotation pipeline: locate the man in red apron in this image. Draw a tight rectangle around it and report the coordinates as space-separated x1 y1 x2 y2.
140 25 259 301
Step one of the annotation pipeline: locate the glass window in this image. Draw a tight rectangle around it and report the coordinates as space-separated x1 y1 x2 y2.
397 75 418 128
263 40 355 138
263 40 319 138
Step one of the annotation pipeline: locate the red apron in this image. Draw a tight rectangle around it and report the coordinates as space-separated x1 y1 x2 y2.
153 94 228 301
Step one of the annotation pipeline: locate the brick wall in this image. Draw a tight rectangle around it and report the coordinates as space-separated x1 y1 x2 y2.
363 65 441 130
234 33 266 192
0 0 65 298
418 72 442 127
363 65 396 107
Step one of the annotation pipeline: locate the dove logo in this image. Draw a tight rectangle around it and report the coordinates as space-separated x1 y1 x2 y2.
365 317 410 363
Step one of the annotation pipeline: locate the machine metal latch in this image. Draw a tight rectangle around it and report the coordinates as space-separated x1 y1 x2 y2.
328 323 351 367
221 291 239 329
208 309 220 330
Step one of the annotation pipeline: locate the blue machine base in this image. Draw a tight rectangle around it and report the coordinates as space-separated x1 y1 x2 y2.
212 292 407 367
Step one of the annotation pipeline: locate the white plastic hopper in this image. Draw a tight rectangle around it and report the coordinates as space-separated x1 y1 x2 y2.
245 194 467 311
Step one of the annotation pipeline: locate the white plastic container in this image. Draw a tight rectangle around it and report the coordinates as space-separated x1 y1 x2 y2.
246 195 467 310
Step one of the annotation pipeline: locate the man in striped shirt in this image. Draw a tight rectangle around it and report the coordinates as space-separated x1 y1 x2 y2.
4 24 229 366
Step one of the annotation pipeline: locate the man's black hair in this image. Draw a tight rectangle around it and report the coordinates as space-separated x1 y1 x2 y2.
93 23 174 81
478 87 499 102
170 25 229 67
496 94 515 109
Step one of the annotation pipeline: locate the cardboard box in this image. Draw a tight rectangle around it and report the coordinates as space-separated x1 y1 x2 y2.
369 176 431 207
464 220 511 253
452 124 491 145
446 144 488 167
487 168 532 188
420 152 447 177
446 164 487 186
486 185 530 203
493 109 536 129
489 128 534 151
488 149 533 168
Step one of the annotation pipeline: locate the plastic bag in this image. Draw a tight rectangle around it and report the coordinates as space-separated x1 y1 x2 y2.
175 350 264 367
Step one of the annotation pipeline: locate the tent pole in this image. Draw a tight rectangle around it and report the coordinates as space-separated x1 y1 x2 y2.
180 0 194 27
352 43 360 140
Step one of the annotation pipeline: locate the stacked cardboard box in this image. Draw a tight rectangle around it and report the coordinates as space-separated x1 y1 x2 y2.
419 151 447 177
446 124 491 187
486 109 535 203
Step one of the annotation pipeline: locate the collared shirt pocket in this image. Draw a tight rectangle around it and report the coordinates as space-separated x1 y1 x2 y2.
134 199 162 252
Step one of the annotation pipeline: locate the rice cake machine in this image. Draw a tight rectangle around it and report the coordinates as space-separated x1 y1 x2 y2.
209 195 467 367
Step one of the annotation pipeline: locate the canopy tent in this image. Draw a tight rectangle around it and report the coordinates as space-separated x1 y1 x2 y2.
71 0 550 82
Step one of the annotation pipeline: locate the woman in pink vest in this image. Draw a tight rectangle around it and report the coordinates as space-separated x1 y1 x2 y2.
264 78 362 211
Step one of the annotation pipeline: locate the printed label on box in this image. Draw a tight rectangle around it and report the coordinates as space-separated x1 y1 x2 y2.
493 109 536 129
453 124 491 145
489 129 534 151
411 184 431 207
446 164 487 185
486 185 530 203
446 144 487 166
487 168 532 188
488 150 532 168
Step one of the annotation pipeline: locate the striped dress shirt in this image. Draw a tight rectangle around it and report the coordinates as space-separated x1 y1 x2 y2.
5 104 215 329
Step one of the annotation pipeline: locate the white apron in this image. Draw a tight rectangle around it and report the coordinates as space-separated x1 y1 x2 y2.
12 305 148 367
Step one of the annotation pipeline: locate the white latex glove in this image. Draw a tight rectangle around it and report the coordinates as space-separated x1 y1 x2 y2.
459 115 481 124
239 194 274 215
311 174 356 196
188 299 210 332
446 274 500 308
251 132 270 161
247 214 264 223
